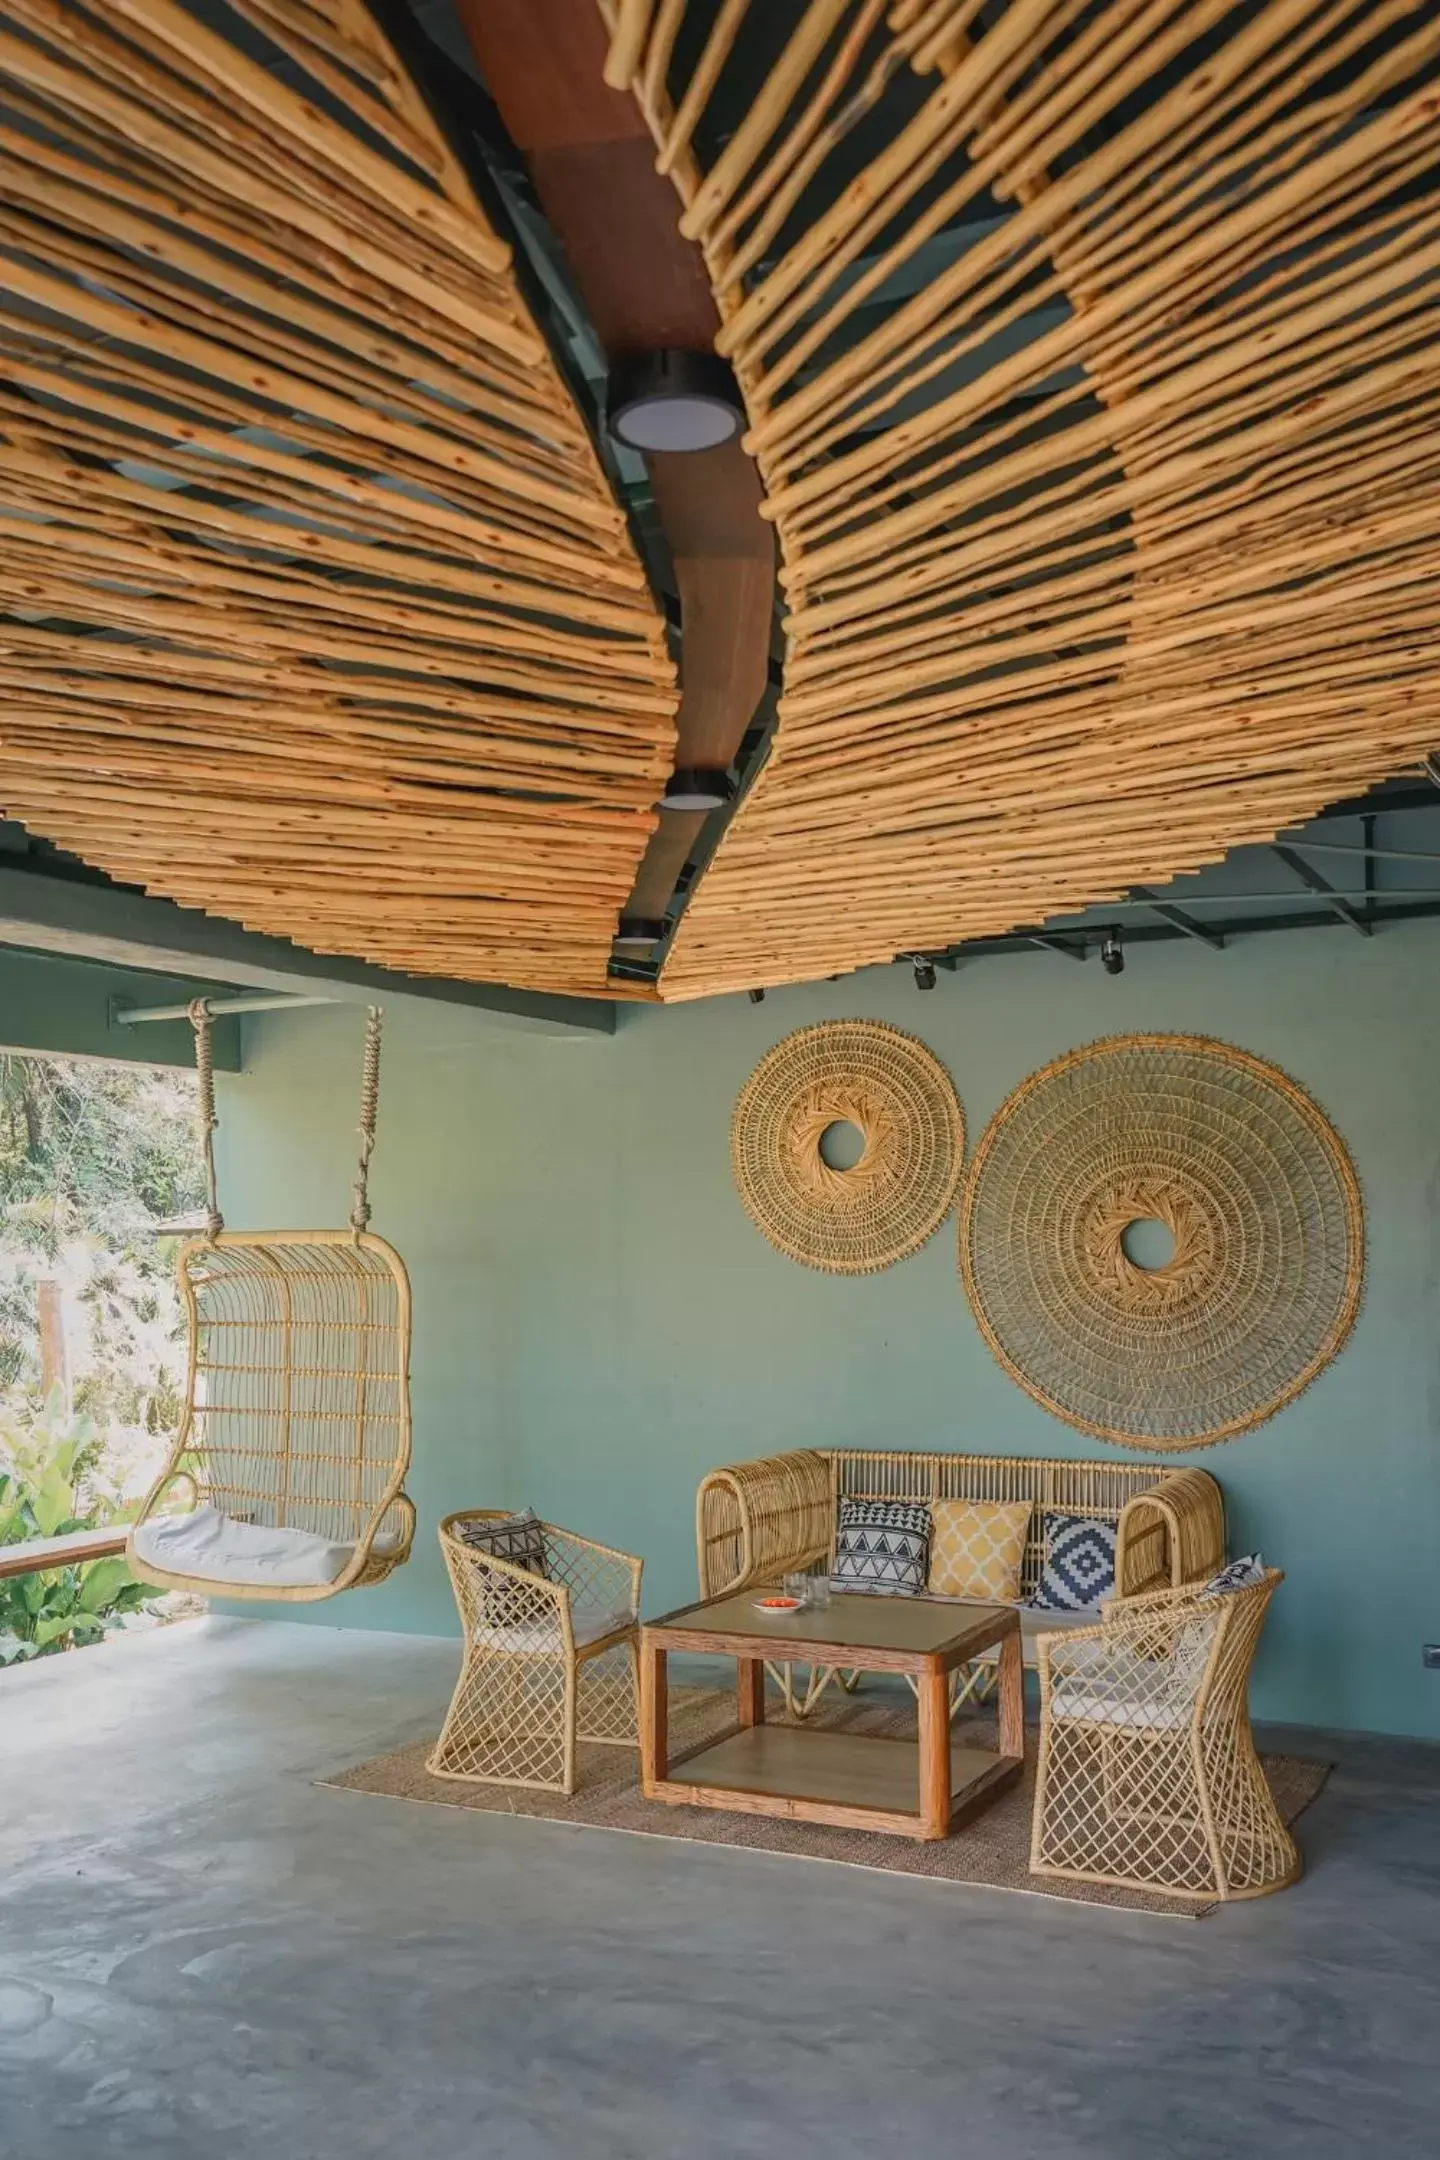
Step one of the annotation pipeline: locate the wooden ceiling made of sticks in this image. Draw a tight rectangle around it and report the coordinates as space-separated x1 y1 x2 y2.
1 0 1438 1005
0 0 676 996
604 0 1440 998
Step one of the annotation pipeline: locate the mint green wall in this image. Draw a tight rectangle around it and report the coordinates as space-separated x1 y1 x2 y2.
0 949 240 1069
218 924 1440 1739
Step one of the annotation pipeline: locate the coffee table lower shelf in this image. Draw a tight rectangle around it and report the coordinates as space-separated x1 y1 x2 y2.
648 1723 1022 1842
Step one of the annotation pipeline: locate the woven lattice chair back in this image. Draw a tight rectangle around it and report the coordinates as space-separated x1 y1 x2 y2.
1031 1571 1300 1901
129 1005 414 1600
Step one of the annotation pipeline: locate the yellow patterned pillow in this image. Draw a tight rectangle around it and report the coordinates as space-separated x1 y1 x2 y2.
926 1499 1033 1602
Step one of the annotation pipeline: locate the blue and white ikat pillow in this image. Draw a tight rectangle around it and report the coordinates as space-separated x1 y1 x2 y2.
1031 1512 1117 1612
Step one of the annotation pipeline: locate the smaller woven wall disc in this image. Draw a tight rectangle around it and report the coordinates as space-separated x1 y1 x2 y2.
732 1021 965 1274
960 1033 1364 1450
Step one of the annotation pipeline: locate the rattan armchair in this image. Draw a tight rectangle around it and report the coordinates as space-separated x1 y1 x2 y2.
1030 1571 1300 1901
429 1512 642 1795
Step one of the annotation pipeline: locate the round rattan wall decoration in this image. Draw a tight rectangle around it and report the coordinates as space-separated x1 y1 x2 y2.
960 1034 1363 1450
732 1021 965 1274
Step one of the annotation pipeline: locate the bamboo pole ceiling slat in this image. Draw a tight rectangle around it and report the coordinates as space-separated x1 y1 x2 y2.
0 0 676 993
604 0 1440 999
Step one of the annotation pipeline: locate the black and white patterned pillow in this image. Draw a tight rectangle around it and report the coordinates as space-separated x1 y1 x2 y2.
831 1498 931 1598
1031 1512 1116 1612
1200 1552 1266 1597
454 1509 551 1626
455 1508 547 1574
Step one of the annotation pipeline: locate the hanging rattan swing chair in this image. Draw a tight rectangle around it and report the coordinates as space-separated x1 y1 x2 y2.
127 1003 414 1602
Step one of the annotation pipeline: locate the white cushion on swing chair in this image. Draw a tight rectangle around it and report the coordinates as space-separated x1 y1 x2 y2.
132 1505 398 1589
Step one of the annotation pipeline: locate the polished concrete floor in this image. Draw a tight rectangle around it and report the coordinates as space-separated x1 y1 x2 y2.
2 1617 1437 2159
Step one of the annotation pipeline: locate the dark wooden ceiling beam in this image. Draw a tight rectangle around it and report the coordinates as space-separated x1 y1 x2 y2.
451 0 774 953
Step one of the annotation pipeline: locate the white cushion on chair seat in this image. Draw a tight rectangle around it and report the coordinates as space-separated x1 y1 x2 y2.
472 1603 634 1653
132 1504 401 1589
1050 1660 1192 1731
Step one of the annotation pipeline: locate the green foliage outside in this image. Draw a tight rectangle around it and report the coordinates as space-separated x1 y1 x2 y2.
0 1392 153 1663
0 1054 202 1666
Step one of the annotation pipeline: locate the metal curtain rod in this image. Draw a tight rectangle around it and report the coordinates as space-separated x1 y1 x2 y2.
112 993 339 1027
1281 841 1440 867
1045 889 1440 917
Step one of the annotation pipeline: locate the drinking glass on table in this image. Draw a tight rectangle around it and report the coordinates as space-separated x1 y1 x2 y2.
783 1572 812 1606
805 1573 832 1610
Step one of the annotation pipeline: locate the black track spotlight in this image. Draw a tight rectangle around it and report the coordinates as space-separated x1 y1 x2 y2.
606 349 746 454
748 987 765 1004
1100 933 1125 976
1427 750 1440 789
659 766 735 811
613 915 666 952
912 955 937 991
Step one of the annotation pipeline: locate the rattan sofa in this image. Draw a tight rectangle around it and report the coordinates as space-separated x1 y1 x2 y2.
696 1449 1226 1670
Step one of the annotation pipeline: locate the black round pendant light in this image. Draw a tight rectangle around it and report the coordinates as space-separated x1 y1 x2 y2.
606 350 746 454
613 916 667 951
659 766 735 811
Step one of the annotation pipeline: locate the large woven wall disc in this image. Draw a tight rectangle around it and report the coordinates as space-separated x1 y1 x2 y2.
960 1035 1363 1450
732 1022 965 1274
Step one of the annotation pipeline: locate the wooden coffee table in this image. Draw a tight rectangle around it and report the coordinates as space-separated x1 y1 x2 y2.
640 1590 1024 1841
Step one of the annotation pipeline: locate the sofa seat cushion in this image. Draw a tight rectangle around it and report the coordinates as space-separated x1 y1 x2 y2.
921 1597 1101 1664
1018 1605 1103 1656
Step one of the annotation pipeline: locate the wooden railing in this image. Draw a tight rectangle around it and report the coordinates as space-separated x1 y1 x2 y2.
0 1528 127 1581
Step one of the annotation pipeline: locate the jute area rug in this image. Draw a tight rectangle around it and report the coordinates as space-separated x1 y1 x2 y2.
320 1685 1329 1920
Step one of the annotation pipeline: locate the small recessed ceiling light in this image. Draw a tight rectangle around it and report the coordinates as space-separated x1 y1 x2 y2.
614 916 667 951
607 350 746 454
659 766 735 812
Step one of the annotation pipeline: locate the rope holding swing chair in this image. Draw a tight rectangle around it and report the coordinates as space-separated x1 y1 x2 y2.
127 1004 415 1602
